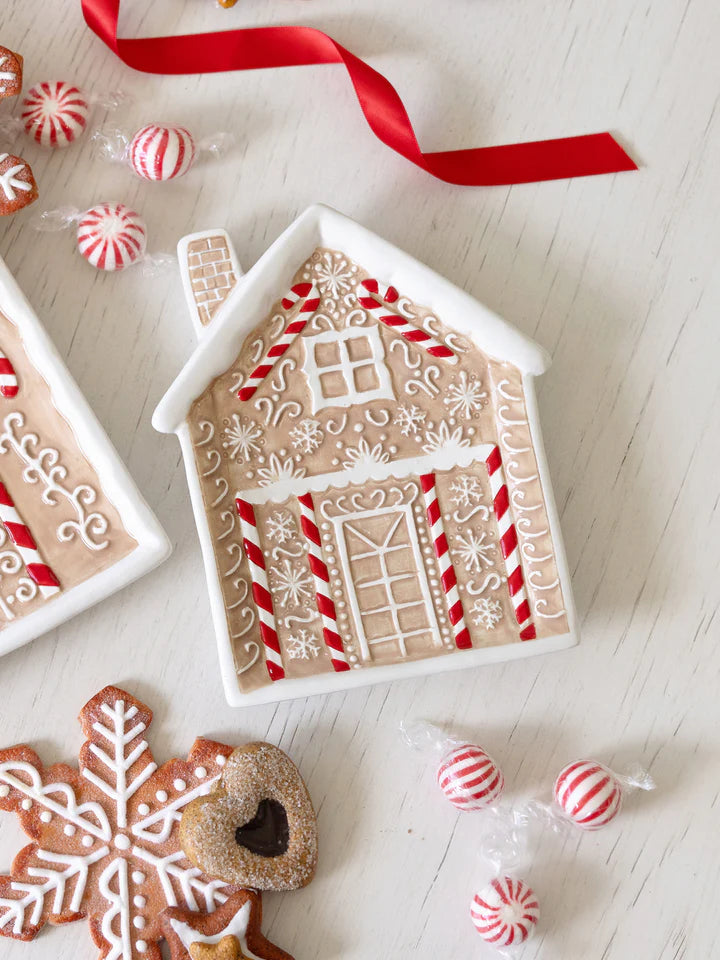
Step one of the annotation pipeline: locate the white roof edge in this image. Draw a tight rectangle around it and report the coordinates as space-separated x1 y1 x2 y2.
153 203 550 435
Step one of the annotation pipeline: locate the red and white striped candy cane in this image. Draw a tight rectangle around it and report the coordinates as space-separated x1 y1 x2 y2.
420 473 471 649
235 497 285 681
0 481 60 597
238 283 320 401
356 279 457 363
0 349 18 398
298 492 350 672
485 445 536 640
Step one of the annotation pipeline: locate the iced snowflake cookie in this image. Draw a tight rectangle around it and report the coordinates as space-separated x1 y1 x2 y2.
161 890 294 960
0 685 242 958
180 743 318 891
0 153 37 216
0 45 23 100
154 206 578 706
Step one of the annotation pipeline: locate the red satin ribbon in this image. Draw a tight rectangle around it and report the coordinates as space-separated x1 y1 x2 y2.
81 0 637 186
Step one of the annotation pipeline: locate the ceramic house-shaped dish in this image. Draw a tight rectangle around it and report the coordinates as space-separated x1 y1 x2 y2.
154 205 577 706
0 256 170 655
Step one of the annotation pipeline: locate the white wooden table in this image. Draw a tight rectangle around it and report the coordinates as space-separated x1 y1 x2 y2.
0 1 717 957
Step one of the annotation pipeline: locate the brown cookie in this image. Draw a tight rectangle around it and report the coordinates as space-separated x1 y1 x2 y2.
180 742 317 891
0 684 240 957
0 153 37 216
0 46 23 99
161 889 294 960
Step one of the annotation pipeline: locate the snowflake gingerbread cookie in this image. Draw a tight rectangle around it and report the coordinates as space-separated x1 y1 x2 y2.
0 46 23 100
0 153 37 216
0 685 240 959
161 891 294 960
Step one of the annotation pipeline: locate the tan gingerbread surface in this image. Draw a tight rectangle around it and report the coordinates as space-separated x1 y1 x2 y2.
0 685 242 959
0 305 137 625
187 246 569 693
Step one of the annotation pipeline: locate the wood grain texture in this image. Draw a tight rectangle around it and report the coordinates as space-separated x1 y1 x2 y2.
0 0 717 957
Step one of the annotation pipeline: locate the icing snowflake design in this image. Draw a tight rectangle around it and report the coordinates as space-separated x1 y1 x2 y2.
393 404 427 437
289 418 324 454
453 530 496 572
421 420 471 456
222 415 263 461
270 559 313 606
265 511 297 545
449 475 484 508
0 686 234 960
471 597 503 630
0 155 32 203
313 252 355 297
342 437 390 470
0 57 18 96
256 453 307 487
286 630 321 660
443 371 487 419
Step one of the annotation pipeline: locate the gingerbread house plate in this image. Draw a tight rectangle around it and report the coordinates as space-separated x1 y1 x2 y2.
0 255 170 655
154 205 577 706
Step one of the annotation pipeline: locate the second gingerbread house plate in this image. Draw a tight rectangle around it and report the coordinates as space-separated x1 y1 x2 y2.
154 205 578 706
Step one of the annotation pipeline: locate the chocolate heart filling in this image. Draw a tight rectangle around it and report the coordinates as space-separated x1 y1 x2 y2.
235 799 289 858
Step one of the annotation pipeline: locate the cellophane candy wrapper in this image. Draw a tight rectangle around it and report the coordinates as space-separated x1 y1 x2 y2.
471 807 541 952
0 84 126 148
33 202 174 276
92 123 234 181
401 719 505 812
523 758 656 832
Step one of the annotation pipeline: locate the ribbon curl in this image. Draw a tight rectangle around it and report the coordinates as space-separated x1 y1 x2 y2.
81 0 636 186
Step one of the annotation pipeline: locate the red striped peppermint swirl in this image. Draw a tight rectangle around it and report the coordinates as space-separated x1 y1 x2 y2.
77 202 147 272
471 876 540 947
554 760 623 830
436 743 504 810
21 82 89 148
129 124 197 181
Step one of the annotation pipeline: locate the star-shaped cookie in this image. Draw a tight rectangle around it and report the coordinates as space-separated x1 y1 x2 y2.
161 890 294 960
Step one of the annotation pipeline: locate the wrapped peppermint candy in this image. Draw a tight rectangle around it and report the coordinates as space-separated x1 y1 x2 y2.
401 720 505 811
0 82 124 148
551 759 655 831
34 202 172 274
92 122 233 181
470 806 541 953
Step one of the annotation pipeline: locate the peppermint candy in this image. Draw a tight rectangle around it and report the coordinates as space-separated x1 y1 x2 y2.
76 202 147 272
470 876 540 948
553 759 623 830
129 123 197 181
21 81 89 148
436 743 504 811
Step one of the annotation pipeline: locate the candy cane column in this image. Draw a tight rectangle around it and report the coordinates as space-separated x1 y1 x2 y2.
485 445 536 641
235 497 285 681
298 493 350 672
356 279 457 362
420 473 471 649
0 480 60 597
238 283 320 401
0 348 18 398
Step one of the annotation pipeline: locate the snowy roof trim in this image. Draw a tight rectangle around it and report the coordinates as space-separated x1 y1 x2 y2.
153 204 550 435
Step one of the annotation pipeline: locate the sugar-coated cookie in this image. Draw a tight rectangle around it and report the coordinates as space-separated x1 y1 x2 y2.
180 742 318 891
0 153 37 216
0 46 23 100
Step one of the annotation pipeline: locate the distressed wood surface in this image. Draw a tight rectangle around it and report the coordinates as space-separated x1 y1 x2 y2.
0 1 717 957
